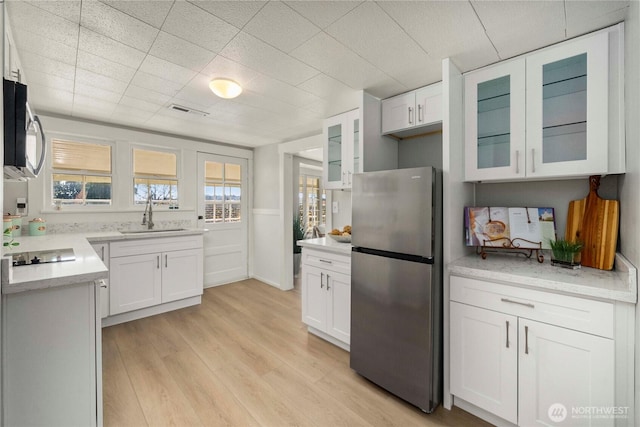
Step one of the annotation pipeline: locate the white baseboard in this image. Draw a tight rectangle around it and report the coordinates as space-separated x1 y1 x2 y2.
101 296 202 327
307 326 350 352
204 275 249 289
250 274 283 289
453 397 515 427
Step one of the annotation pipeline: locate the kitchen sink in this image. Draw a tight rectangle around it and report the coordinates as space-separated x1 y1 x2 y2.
121 228 187 234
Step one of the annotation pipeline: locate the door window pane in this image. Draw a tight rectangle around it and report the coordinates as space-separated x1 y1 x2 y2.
204 161 242 223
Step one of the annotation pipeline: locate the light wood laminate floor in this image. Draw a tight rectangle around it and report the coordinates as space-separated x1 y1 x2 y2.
103 279 490 427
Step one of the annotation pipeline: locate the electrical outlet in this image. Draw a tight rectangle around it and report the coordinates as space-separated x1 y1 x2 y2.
332 201 339 213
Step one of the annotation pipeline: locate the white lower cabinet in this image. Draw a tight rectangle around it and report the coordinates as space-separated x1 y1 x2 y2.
450 275 615 427
301 248 351 347
3 281 102 426
109 236 203 316
450 302 518 423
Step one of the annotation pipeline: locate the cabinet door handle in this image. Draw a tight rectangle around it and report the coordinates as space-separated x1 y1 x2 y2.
320 272 324 288
319 259 333 264
348 171 352 184
165 254 168 268
515 150 520 174
525 325 529 355
157 255 160 269
101 246 105 261
408 106 413 125
506 320 510 348
501 298 535 308
326 274 331 290
531 148 535 173
418 104 423 123
342 171 346 185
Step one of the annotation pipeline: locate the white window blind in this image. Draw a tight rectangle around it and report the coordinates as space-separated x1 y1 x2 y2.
53 139 111 173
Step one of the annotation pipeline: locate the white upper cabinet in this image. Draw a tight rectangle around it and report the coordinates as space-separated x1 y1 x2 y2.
382 82 443 135
323 109 361 190
464 59 526 181
465 25 624 182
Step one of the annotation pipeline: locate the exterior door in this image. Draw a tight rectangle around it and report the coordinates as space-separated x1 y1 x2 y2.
197 153 248 287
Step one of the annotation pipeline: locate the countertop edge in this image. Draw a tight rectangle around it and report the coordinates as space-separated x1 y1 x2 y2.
448 253 637 304
297 237 352 255
2 269 108 295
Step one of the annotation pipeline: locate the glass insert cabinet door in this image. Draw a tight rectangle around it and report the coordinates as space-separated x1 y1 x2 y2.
526 31 609 177
464 59 526 181
324 115 344 187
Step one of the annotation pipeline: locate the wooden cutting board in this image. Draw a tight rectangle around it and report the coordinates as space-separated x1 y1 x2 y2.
578 176 619 270
565 197 587 243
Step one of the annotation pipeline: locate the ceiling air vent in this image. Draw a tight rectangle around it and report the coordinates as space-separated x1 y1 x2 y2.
168 104 209 117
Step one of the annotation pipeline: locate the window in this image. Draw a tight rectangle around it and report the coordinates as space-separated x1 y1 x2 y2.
51 139 112 206
298 175 326 230
204 161 241 223
133 148 178 206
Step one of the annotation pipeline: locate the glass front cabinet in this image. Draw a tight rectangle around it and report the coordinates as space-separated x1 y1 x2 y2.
323 109 361 190
465 27 622 182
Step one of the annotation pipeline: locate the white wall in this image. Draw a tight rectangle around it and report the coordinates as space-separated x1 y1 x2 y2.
331 190 352 230
618 1 640 424
475 176 618 240
10 115 252 234
251 144 282 287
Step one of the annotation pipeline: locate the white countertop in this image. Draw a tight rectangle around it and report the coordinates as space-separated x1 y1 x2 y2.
1 228 206 294
449 252 637 303
1 234 108 294
297 237 352 255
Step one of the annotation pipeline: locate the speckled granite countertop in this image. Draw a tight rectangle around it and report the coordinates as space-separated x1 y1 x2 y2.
448 252 637 303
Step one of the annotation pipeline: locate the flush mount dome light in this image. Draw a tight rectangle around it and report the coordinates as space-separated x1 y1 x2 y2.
209 78 242 99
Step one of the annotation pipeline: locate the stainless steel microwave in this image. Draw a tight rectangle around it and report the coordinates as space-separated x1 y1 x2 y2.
3 78 46 180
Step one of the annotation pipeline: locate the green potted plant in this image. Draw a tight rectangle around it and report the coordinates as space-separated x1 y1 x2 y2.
293 214 305 277
549 238 583 268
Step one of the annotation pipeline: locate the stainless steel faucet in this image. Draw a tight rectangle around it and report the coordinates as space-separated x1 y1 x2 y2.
142 195 154 230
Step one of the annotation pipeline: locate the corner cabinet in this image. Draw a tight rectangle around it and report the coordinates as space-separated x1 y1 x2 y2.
323 109 361 189
381 82 443 135
465 24 624 182
109 235 203 317
301 248 351 349
450 275 616 427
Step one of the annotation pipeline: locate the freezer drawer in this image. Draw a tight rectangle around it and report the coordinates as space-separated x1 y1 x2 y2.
350 250 441 412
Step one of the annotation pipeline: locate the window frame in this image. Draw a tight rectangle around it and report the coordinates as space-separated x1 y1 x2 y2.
46 134 116 211
203 161 243 224
130 144 182 211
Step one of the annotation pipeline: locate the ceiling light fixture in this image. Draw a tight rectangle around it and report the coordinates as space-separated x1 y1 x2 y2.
209 78 242 99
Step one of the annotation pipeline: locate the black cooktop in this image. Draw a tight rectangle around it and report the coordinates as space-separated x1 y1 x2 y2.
11 248 75 266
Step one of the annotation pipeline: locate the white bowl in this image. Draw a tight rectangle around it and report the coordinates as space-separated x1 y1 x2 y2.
327 233 351 243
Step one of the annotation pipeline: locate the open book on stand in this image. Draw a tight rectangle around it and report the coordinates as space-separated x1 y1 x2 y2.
465 207 556 250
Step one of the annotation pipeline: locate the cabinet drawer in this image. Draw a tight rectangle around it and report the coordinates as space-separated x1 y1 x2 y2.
450 275 614 338
111 235 203 257
302 249 351 275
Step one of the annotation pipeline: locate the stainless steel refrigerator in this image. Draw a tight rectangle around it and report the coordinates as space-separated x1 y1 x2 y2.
350 166 442 413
